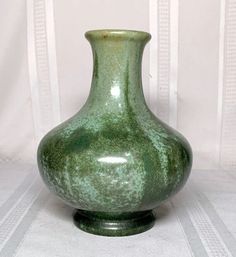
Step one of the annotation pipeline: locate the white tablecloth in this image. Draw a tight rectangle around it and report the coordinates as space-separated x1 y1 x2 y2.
0 162 235 257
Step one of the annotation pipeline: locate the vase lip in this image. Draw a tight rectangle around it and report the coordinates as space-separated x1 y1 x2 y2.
85 29 151 42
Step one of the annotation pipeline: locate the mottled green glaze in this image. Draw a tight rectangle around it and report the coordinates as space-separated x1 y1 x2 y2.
37 29 192 236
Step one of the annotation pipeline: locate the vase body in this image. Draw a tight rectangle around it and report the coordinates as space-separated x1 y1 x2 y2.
37 30 192 236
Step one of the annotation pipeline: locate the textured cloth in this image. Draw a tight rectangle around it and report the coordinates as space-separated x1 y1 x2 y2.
1 1 236 255
0 162 235 257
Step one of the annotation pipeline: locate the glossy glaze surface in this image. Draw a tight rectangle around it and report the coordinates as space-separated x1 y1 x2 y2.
37 30 192 236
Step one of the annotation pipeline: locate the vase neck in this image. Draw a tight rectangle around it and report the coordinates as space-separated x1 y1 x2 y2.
85 30 151 114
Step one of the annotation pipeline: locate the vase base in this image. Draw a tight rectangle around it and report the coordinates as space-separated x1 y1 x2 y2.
73 209 155 237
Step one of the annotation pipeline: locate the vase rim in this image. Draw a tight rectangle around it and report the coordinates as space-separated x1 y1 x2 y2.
85 29 151 42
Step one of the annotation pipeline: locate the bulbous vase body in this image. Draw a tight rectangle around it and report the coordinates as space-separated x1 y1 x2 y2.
37 30 192 236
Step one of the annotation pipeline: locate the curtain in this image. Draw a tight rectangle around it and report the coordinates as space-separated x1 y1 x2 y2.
0 0 235 171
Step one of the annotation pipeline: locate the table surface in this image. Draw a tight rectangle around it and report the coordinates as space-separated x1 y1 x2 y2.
0 162 235 257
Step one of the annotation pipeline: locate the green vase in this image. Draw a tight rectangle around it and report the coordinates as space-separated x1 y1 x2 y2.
37 29 192 237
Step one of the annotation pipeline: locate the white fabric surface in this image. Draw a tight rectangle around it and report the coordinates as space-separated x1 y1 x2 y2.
0 163 235 257
0 0 236 256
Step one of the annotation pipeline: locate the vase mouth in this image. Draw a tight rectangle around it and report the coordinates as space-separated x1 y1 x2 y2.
85 29 151 42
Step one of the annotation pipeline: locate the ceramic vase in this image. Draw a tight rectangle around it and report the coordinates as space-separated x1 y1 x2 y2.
37 29 192 236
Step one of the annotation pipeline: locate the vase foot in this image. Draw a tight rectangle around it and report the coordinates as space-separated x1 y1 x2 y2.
73 210 155 237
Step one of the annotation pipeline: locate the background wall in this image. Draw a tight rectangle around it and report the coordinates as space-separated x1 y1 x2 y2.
0 0 235 171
